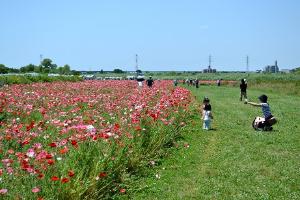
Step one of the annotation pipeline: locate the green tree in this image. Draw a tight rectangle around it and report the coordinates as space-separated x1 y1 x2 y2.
50 64 57 72
71 70 81 75
0 64 9 74
42 67 50 73
57 66 64 74
34 65 42 73
63 64 71 74
292 67 300 74
20 64 36 73
113 68 124 73
41 58 53 69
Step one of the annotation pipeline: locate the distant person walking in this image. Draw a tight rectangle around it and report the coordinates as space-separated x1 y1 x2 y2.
146 76 154 88
137 75 145 87
240 79 247 101
217 79 221 86
186 79 190 86
173 79 178 87
202 97 213 130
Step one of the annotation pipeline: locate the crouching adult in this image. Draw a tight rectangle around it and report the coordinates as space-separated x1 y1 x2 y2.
245 94 277 131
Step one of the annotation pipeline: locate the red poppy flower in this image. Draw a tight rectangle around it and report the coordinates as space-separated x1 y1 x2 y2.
61 177 69 183
37 173 44 179
49 142 57 148
135 126 142 131
68 170 75 177
114 123 120 130
99 172 107 178
26 121 35 131
51 176 59 181
47 159 55 165
70 140 78 147
21 140 30 146
60 147 68 154
45 154 53 159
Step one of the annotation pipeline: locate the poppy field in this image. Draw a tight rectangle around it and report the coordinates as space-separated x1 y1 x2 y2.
0 80 192 199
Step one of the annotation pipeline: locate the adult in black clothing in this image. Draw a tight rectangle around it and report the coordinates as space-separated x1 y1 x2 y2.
195 79 199 88
146 76 154 87
240 79 247 101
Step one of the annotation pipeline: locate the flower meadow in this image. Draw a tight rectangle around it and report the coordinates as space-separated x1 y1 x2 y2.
0 80 192 199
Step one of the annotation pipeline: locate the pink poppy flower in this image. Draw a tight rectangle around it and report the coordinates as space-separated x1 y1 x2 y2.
0 188 8 194
32 187 40 193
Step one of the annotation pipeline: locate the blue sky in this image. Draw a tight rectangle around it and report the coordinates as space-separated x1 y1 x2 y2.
0 0 299 71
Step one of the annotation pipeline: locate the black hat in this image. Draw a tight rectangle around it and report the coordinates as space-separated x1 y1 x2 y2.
203 97 210 103
258 94 268 103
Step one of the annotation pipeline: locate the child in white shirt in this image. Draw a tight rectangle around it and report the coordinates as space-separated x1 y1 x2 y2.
202 97 213 130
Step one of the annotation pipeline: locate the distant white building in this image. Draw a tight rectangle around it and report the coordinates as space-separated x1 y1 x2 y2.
25 72 40 76
82 75 96 80
48 73 60 77
203 66 216 73
281 69 291 73
264 61 279 73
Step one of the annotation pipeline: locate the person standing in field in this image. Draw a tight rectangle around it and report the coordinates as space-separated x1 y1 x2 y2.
173 79 178 86
146 76 154 88
245 94 277 131
137 75 145 87
202 97 213 130
240 79 247 101
186 79 190 86
195 79 199 88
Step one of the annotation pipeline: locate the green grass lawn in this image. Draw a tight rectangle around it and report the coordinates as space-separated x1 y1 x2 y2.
122 85 300 200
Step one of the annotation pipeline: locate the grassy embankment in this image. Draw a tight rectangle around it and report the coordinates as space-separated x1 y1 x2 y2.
96 72 300 96
123 84 300 199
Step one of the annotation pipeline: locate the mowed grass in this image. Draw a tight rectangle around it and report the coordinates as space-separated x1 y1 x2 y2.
122 85 300 200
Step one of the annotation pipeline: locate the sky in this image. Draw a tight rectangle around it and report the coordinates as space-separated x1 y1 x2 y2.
0 0 299 71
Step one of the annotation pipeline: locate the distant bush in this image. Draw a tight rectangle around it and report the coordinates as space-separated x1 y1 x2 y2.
0 75 82 85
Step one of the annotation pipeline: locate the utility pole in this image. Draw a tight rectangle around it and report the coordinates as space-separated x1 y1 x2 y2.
209 54 212 67
135 54 139 72
40 54 43 64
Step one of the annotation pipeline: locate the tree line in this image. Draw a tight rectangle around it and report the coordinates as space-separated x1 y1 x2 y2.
0 58 80 75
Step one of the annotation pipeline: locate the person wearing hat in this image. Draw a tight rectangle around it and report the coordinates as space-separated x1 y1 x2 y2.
146 76 154 88
245 94 277 131
240 79 247 101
